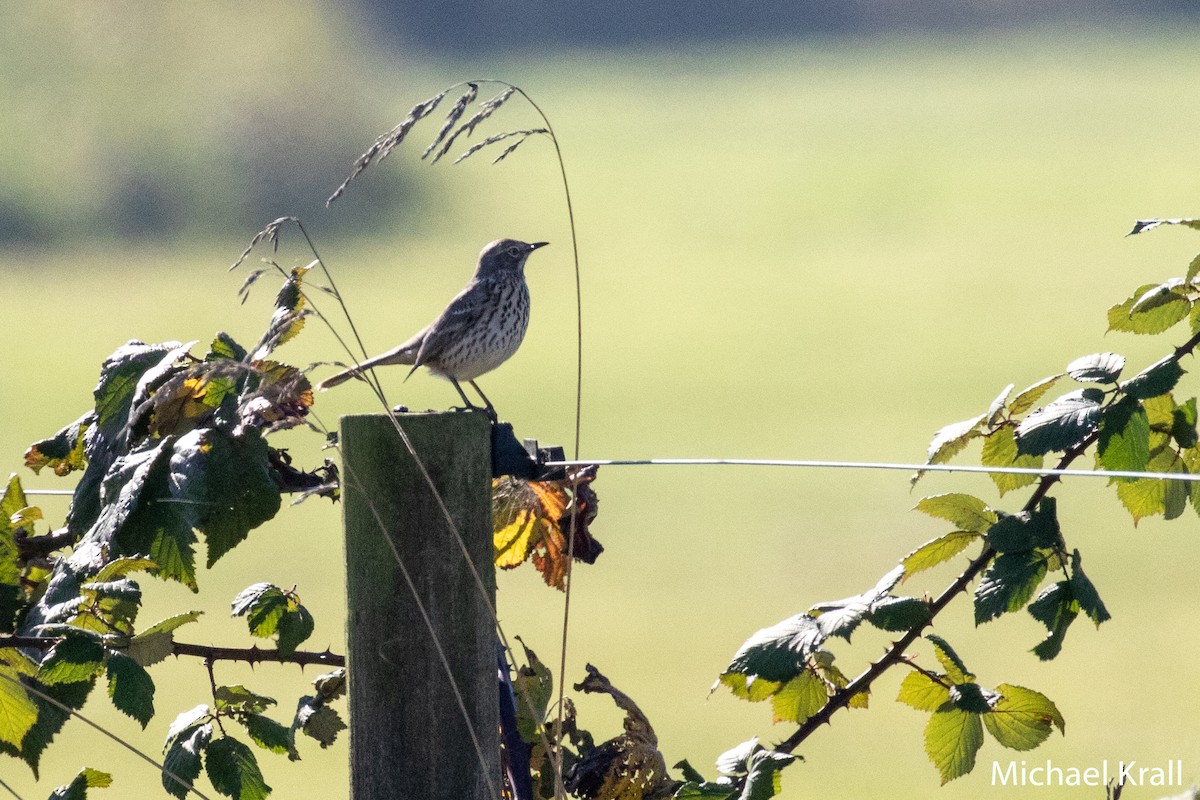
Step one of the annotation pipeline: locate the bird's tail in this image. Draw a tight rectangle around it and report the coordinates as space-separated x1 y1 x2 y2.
315 343 419 391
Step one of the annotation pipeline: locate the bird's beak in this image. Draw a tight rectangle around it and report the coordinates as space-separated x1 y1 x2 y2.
529 241 549 251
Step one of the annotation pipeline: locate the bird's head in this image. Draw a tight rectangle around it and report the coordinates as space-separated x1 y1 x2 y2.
478 239 549 276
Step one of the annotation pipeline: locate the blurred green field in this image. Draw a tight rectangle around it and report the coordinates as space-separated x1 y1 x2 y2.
4 16 1200 800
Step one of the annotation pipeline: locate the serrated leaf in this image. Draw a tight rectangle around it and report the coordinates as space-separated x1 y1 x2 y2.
205 736 271 800
1124 356 1185 400
0 663 38 748
91 557 158 583
980 427 1042 495
165 705 212 750
275 606 314 657
1066 352 1125 383
925 414 986 465
1067 550 1110 627
984 500 1061 554
1172 398 1198 449
897 670 950 712
925 707 983 784
513 641 552 743
1027 582 1078 661
926 635 973 684
715 739 760 777
107 652 155 728
1009 375 1062 416
982 684 1064 750
232 584 288 639
769 671 827 724
39 636 105 685
1115 447 1181 523
295 702 345 748
739 749 797 800
242 713 298 760
717 672 781 703
673 783 737 799
720 613 826 685
48 767 113 800
1015 388 1104 456
808 566 905 641
1097 397 1150 474
948 682 995 714
901 531 981 577
162 722 211 800
914 494 996 533
168 429 281 568
975 551 1050 624
1108 283 1191 335
986 384 1015 426
865 596 931 631
215 685 276 715
128 612 202 667
310 669 345 702
24 413 92 478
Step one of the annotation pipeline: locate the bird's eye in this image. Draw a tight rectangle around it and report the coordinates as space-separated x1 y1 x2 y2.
507 246 521 258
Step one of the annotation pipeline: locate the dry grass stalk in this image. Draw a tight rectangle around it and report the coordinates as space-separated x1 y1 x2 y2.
325 90 448 205
454 128 549 165
422 83 478 161
431 86 517 163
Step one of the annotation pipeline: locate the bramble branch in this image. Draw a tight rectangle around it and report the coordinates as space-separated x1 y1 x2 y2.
0 636 345 669
776 326 1200 755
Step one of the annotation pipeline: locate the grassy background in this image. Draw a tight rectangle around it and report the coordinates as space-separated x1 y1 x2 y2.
3 13 1200 799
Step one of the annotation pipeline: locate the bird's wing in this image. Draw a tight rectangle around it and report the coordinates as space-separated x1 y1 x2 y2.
410 280 489 369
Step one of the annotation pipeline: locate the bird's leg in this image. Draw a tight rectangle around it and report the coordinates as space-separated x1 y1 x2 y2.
468 380 499 423
449 379 480 413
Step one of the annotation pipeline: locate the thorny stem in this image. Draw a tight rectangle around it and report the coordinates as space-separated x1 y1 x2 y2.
776 327 1200 756
0 636 345 668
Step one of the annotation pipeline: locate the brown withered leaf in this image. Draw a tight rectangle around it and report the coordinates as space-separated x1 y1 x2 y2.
568 665 673 800
25 412 92 476
492 467 601 591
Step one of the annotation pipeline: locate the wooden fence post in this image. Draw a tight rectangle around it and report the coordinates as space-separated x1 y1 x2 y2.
341 410 498 800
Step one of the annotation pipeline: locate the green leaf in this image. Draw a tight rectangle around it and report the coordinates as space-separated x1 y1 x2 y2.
1124 356 1185 400
1115 447 1180 523
865 596 931 631
215 685 276 715
91 557 158 583
738 749 797 800
980 427 1042 495
948 682 995 714
232 583 290 639
715 739 760 777
925 414 986 464
0 663 38 748
7 677 94 775
242 713 298 760
310 669 345 702
1068 550 1111 626
770 671 828 724
513 640 553 743
168 429 281 568
1066 352 1124 383
1172 398 1198 449
39 636 105 686
986 383 1014 425
0 476 26 593
1188 253 1200 283
975 551 1050 623
984 500 1061 553
925 707 983 784
1108 282 1191 335
673 783 737 800
251 265 310 361
1015 388 1104 456
1027 582 1078 661
926 635 973 684
1008 375 1062 416
107 652 155 728
897 670 950 712
808 566 905 642
48 767 113 800
206 736 271 800
275 605 314 657
717 673 782 703
901 531 980 577
128 612 202 667
914 494 996 533
206 332 248 362
162 722 212 800
982 684 1064 750
1097 397 1150 474
99 438 197 590
294 702 345 748
720 613 826 685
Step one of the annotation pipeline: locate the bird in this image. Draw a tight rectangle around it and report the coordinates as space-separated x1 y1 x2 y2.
316 238 548 421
